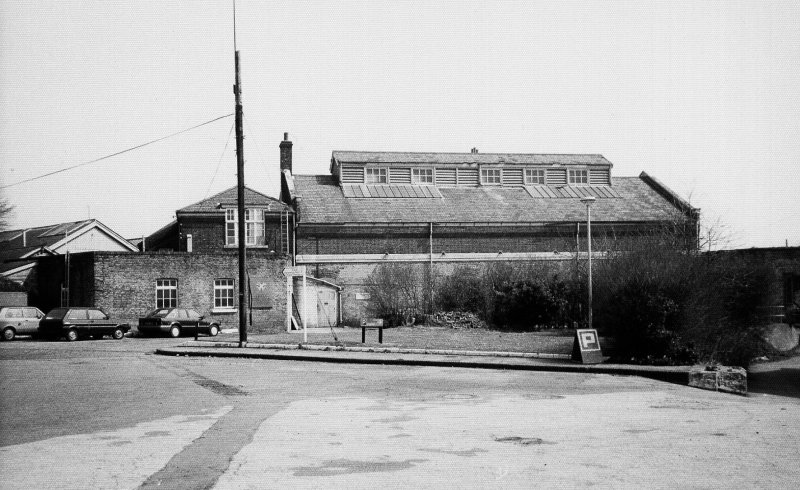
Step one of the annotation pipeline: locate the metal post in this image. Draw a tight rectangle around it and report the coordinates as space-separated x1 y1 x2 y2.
586 205 593 328
302 273 307 343
580 196 596 328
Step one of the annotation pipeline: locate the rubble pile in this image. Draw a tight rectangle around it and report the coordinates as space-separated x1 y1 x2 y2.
427 311 488 329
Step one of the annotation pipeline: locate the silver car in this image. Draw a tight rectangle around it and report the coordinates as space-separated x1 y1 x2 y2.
1 306 45 341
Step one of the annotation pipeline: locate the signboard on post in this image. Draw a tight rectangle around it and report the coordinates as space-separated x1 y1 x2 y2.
283 265 306 277
572 329 603 364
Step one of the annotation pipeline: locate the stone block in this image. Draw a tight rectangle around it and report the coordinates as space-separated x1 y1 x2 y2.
688 365 747 396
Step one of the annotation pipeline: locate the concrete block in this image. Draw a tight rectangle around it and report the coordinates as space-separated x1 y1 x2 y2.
688 365 747 396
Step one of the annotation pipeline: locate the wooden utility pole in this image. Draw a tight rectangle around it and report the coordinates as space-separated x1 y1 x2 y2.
234 7 247 346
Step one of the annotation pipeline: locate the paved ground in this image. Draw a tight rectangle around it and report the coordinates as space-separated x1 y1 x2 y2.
1 336 799 489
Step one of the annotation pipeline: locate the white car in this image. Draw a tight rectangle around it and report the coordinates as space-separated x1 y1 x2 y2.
1 306 45 341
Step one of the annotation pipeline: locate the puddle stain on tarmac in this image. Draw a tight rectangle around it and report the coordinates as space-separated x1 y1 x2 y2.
373 414 418 424
143 430 171 437
418 447 488 457
292 458 429 477
494 436 556 446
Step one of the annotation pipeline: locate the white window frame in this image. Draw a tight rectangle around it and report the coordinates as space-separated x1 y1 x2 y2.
411 168 434 185
226 208 266 247
214 279 235 310
225 209 237 246
568 169 589 185
365 168 388 184
156 279 177 308
481 168 502 185
524 168 546 185
245 208 266 246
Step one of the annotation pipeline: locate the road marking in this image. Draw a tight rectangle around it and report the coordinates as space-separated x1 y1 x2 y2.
0 406 232 490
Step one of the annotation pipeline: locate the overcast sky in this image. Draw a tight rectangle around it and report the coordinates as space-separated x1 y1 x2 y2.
1 0 798 249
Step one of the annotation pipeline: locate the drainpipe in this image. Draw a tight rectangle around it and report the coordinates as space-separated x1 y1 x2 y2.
429 222 434 313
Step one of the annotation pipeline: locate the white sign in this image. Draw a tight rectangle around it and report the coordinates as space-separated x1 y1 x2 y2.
282 265 307 277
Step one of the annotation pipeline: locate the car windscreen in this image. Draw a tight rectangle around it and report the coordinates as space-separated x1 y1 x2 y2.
45 308 68 319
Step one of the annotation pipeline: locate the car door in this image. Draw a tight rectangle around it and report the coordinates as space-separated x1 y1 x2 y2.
21 308 43 335
87 309 110 333
65 309 88 333
178 309 197 334
187 309 204 332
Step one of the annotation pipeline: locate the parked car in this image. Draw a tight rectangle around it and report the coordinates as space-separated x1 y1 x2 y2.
39 307 130 341
137 308 220 338
1 306 45 341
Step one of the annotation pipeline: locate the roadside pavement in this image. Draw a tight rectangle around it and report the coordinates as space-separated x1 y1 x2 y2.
157 338 695 385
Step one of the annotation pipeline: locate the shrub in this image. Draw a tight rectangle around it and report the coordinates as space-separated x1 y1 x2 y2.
435 265 486 314
364 263 426 326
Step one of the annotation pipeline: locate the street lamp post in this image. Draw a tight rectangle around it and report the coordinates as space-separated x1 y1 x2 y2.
580 196 596 328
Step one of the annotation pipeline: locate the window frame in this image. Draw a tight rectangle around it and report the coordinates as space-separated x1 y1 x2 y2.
245 208 266 246
411 168 434 185
524 168 546 185
214 278 235 310
480 168 502 185
225 209 237 246
365 168 388 184
156 279 178 309
568 169 589 185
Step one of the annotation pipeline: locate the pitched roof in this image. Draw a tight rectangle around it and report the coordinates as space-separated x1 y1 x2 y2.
0 219 137 274
292 175 695 225
178 186 292 214
331 151 612 166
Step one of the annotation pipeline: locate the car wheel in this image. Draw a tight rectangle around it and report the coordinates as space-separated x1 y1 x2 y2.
65 329 79 342
2 327 15 341
169 325 181 338
208 324 219 337
112 328 125 340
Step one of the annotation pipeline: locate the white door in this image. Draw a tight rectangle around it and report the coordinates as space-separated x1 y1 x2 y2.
316 289 337 327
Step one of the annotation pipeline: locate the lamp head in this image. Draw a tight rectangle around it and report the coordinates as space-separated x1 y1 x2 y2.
580 196 596 206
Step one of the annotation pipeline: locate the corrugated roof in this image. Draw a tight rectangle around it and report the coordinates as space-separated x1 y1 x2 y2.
178 186 292 214
332 151 612 166
293 175 691 225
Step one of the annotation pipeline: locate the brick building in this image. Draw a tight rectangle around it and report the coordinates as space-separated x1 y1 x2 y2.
32 251 289 330
144 186 293 255
28 189 295 333
278 137 699 321
0 219 138 290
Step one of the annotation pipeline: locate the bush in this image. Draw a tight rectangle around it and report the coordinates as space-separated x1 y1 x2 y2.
435 266 487 314
594 240 772 367
364 263 427 326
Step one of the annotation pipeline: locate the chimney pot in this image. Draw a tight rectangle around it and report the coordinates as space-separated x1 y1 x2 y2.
284 132 288 141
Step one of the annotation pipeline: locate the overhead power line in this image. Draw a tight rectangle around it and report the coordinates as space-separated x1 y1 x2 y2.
1 113 234 189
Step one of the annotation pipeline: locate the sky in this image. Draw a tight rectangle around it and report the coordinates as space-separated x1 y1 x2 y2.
1 0 798 249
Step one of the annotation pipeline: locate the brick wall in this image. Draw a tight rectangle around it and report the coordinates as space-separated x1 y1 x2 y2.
33 251 290 333
179 215 291 254
179 216 224 252
298 223 695 256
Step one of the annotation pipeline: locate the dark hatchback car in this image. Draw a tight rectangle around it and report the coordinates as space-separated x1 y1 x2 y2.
39 307 130 341
137 308 220 338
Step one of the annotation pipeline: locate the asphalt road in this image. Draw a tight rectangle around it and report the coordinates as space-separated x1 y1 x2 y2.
1 335 799 489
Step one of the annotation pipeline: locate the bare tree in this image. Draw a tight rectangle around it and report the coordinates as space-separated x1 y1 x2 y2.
0 194 14 232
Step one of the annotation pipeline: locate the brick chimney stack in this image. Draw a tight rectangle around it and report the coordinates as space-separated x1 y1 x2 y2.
280 132 293 173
